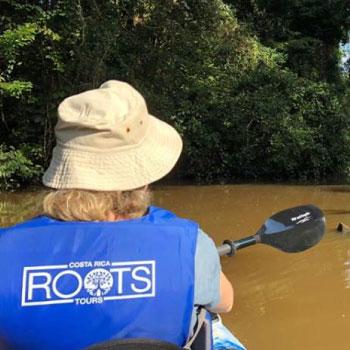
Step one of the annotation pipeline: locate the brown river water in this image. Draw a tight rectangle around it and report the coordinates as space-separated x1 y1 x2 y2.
1 184 350 350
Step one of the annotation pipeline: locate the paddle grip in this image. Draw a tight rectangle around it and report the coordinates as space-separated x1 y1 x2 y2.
218 235 259 257
218 240 236 257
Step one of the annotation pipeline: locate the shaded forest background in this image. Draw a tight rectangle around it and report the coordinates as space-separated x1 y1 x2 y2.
1 0 350 189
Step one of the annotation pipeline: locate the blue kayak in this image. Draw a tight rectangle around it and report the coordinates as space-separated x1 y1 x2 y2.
212 316 246 350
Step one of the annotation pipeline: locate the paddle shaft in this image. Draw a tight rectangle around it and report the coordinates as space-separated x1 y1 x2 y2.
217 234 260 257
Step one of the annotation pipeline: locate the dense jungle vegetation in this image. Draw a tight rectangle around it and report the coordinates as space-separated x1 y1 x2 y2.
1 0 350 189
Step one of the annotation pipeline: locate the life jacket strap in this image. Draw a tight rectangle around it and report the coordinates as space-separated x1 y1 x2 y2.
183 308 207 349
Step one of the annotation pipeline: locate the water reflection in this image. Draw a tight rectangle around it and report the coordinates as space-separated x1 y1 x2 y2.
344 249 350 289
324 209 350 216
0 190 45 227
322 186 350 193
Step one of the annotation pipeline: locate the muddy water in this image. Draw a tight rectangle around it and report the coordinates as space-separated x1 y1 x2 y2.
1 185 350 349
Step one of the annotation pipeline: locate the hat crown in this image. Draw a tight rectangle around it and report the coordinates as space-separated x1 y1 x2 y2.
56 81 149 150
43 80 183 191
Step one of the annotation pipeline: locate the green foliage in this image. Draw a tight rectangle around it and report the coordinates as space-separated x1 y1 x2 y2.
231 0 350 82
0 0 350 189
0 145 43 190
232 70 350 181
0 191 45 226
0 22 38 58
172 67 350 182
0 22 37 98
0 80 33 98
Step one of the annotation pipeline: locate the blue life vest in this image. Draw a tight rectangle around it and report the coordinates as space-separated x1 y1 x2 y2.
0 206 198 350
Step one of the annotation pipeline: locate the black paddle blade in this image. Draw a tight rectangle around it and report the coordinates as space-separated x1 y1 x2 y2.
257 205 326 253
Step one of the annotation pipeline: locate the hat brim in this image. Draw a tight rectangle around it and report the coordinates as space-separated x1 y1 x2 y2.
42 115 183 191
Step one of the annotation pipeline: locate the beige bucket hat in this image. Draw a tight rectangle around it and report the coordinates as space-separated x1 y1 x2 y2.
43 80 183 191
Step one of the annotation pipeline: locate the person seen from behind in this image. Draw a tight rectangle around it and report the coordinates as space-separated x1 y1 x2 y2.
0 81 233 349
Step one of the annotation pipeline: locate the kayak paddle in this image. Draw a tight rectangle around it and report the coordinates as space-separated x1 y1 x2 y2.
217 204 326 257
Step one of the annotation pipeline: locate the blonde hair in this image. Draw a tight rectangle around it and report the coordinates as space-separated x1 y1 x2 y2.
43 188 151 222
